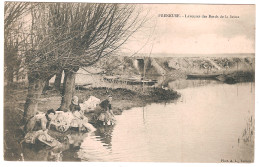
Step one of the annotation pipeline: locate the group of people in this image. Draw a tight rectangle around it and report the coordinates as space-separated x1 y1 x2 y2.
24 109 56 143
24 95 116 144
96 95 116 125
69 95 116 126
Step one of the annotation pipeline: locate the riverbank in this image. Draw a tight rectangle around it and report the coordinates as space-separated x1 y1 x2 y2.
90 56 255 79
4 85 180 160
5 81 254 161
216 70 255 84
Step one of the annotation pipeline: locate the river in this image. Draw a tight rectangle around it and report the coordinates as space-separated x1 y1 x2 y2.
22 80 255 162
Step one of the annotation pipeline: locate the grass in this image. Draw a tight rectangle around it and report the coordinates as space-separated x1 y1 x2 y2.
4 84 180 161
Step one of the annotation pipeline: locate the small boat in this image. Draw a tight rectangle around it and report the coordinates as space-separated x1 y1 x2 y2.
75 83 92 90
103 76 157 86
103 76 119 81
125 78 157 86
216 75 237 84
187 74 220 79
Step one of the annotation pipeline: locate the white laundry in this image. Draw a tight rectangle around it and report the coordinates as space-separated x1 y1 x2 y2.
80 96 101 112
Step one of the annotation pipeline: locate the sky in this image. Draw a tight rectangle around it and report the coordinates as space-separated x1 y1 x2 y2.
124 4 255 54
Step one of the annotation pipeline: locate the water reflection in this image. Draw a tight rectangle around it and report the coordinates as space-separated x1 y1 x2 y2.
21 131 89 161
105 82 254 162
61 132 89 161
151 75 221 90
238 109 254 145
20 81 254 162
168 79 220 90
77 125 115 161
93 125 115 149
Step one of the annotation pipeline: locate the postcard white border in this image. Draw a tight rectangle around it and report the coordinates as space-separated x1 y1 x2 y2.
0 0 258 167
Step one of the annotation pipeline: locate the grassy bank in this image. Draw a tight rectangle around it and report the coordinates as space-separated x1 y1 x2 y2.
76 87 180 115
4 85 180 160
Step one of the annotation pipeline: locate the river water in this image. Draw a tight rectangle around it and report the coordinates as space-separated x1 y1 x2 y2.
22 80 255 162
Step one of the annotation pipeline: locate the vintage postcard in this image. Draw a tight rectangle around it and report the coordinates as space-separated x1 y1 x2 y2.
3 1 255 163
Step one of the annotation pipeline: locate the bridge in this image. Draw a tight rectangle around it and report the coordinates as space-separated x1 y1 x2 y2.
133 57 167 76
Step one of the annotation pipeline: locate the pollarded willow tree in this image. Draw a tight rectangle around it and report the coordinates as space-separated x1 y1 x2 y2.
4 2 30 85
22 2 147 120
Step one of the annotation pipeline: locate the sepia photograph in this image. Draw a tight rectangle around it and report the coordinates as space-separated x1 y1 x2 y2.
3 1 255 163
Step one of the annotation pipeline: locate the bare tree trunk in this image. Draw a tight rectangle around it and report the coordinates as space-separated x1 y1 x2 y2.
53 69 63 91
6 68 14 86
23 75 45 120
60 69 77 111
8 75 14 85
42 75 53 94
42 79 50 94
